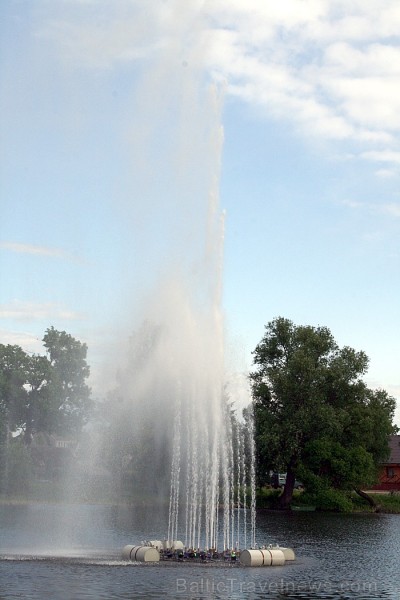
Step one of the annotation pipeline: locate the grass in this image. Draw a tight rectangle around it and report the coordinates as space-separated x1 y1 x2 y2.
256 487 400 513
371 491 400 513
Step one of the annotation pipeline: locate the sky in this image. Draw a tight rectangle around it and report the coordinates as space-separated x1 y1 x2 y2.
1 0 400 426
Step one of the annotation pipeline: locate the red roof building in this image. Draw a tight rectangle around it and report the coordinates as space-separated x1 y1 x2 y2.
373 435 400 491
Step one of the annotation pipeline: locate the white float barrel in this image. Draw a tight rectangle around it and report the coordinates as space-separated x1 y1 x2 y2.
240 548 285 567
172 540 184 550
122 545 160 562
163 539 183 550
149 540 163 550
280 547 296 561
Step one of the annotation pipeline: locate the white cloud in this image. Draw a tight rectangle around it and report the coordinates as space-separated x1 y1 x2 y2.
206 1 400 146
360 150 400 165
324 76 400 131
0 241 72 259
374 168 398 179
380 203 400 218
26 0 400 163
341 197 400 218
0 301 85 322
0 329 43 353
340 198 363 209
325 42 400 77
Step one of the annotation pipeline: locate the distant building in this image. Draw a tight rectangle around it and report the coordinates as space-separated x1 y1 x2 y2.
373 435 400 491
54 438 76 449
30 432 77 451
30 432 78 479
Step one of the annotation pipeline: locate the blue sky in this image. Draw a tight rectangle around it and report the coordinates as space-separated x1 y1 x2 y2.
1 0 400 425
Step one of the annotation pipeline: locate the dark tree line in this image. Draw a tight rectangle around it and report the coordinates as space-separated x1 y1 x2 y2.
2 317 396 509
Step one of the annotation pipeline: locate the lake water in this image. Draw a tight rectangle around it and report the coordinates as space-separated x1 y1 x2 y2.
1 503 399 599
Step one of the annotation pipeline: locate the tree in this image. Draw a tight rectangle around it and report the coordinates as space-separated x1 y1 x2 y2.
43 327 92 436
251 317 397 509
0 344 30 489
0 344 29 434
0 329 92 442
23 354 53 444
0 331 92 493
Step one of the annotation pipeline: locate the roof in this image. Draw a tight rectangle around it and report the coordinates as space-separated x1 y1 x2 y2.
386 435 400 464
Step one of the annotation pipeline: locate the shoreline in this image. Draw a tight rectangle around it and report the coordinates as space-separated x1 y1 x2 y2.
2 493 400 514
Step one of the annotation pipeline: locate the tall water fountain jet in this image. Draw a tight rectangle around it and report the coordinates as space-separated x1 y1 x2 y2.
99 3 257 551
118 265 256 551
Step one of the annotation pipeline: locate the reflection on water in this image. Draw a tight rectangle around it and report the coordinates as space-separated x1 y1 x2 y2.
1 504 400 599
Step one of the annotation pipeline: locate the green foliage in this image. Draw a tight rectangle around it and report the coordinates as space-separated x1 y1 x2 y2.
0 409 7 485
376 492 400 513
300 488 354 512
43 327 92 435
235 487 400 514
0 344 29 431
300 439 377 491
0 329 92 494
4 438 34 494
251 317 397 508
255 488 282 509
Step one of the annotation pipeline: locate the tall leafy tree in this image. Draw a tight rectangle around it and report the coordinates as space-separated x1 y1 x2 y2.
43 327 92 436
23 354 53 444
1 330 92 442
0 344 29 488
0 344 29 433
251 317 396 509
0 332 92 493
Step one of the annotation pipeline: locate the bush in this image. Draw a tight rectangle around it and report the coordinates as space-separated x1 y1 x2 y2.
3 439 34 495
377 491 400 513
256 488 282 508
301 488 353 512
